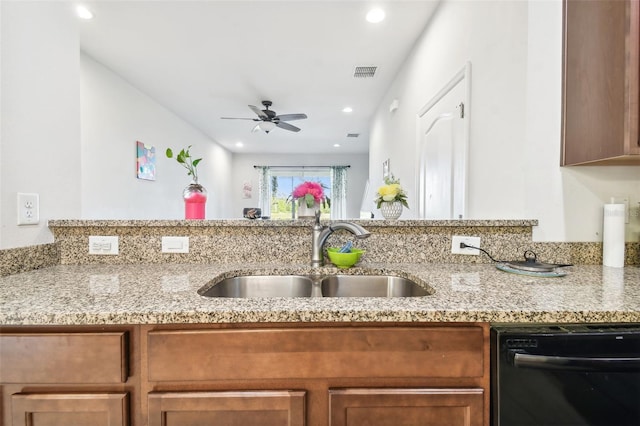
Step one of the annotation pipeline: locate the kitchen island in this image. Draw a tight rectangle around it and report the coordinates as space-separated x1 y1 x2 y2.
1 219 638 426
1 263 638 426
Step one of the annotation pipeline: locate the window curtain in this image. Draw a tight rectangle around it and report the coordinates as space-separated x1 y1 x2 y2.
330 166 348 219
256 166 271 218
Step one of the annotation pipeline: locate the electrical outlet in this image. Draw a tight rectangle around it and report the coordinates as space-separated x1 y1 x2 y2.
17 193 39 225
88 236 119 255
451 236 481 255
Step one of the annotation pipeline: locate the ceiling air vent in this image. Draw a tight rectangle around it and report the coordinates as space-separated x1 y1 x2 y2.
347 133 360 138
353 66 377 78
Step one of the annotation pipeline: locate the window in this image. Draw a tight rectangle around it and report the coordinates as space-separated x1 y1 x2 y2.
256 166 348 220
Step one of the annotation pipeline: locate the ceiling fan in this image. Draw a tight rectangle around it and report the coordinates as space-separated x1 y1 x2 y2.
221 100 307 133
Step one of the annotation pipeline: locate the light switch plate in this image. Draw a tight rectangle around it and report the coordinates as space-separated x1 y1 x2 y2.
162 236 189 253
89 236 119 255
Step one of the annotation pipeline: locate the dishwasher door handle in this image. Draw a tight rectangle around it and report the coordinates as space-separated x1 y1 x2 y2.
510 351 640 372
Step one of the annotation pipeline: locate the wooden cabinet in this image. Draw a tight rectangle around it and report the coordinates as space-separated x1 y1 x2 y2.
1 323 489 426
142 323 489 426
329 388 484 426
562 0 639 165
0 328 133 426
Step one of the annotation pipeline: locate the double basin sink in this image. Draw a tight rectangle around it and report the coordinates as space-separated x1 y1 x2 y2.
199 274 430 298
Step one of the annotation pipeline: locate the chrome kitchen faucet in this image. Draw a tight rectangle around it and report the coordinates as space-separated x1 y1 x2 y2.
310 211 370 267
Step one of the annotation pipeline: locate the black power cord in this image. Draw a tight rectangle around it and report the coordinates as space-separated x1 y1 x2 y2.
460 243 573 267
459 242 508 263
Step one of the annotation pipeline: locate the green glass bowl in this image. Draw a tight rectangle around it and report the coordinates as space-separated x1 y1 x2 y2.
326 247 365 269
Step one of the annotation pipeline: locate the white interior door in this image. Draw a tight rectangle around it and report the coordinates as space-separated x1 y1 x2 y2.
416 63 470 219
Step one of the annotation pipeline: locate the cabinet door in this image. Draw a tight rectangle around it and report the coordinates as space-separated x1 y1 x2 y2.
11 393 128 426
148 391 305 426
562 0 640 165
329 388 483 426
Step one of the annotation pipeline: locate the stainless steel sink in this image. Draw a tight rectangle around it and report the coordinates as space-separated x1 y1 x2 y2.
198 275 314 298
199 274 430 298
320 275 429 297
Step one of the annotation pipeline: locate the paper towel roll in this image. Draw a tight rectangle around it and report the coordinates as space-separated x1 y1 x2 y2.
603 204 625 267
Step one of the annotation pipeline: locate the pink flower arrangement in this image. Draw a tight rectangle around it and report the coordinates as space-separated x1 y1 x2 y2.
291 181 331 209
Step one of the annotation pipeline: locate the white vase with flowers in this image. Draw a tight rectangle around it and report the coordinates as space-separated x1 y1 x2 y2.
375 174 409 220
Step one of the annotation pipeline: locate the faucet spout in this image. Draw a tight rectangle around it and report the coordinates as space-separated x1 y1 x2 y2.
310 211 370 267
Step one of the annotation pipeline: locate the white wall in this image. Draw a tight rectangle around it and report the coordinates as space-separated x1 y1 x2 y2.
369 0 640 242
0 2 234 249
1 1 82 249
0 0 3 246
231 153 369 219
81 54 233 220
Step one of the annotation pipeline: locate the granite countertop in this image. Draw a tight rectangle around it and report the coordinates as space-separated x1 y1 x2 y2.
0 262 638 325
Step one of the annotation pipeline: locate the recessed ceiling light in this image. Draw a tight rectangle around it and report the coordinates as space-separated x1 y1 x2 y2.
76 5 94 20
342 107 353 113
334 144 341 148
366 8 385 23
235 142 244 148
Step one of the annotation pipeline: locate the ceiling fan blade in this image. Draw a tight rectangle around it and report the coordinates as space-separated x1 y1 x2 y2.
275 113 307 122
276 122 301 132
249 105 269 119
220 117 259 121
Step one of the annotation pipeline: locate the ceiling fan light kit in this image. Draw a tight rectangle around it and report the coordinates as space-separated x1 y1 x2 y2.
258 121 276 133
221 100 307 134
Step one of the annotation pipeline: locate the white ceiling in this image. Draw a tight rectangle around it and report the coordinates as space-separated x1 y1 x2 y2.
78 1 439 154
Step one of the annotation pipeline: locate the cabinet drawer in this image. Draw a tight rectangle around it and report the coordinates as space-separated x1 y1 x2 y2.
0 332 128 383
329 388 483 426
147 326 484 382
148 391 305 426
11 393 129 426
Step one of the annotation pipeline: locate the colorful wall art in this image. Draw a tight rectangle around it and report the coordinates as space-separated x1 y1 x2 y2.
136 141 156 181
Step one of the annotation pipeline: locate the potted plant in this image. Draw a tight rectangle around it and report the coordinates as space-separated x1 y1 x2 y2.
375 174 408 220
166 145 206 219
290 181 330 218
166 146 202 181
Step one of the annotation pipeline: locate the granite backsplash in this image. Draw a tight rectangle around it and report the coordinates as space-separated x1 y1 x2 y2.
1 219 638 276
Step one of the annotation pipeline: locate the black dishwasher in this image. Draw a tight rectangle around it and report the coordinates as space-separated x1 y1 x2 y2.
491 324 640 426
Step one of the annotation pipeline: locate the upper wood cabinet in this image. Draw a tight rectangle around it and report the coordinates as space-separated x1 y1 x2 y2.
562 0 640 165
